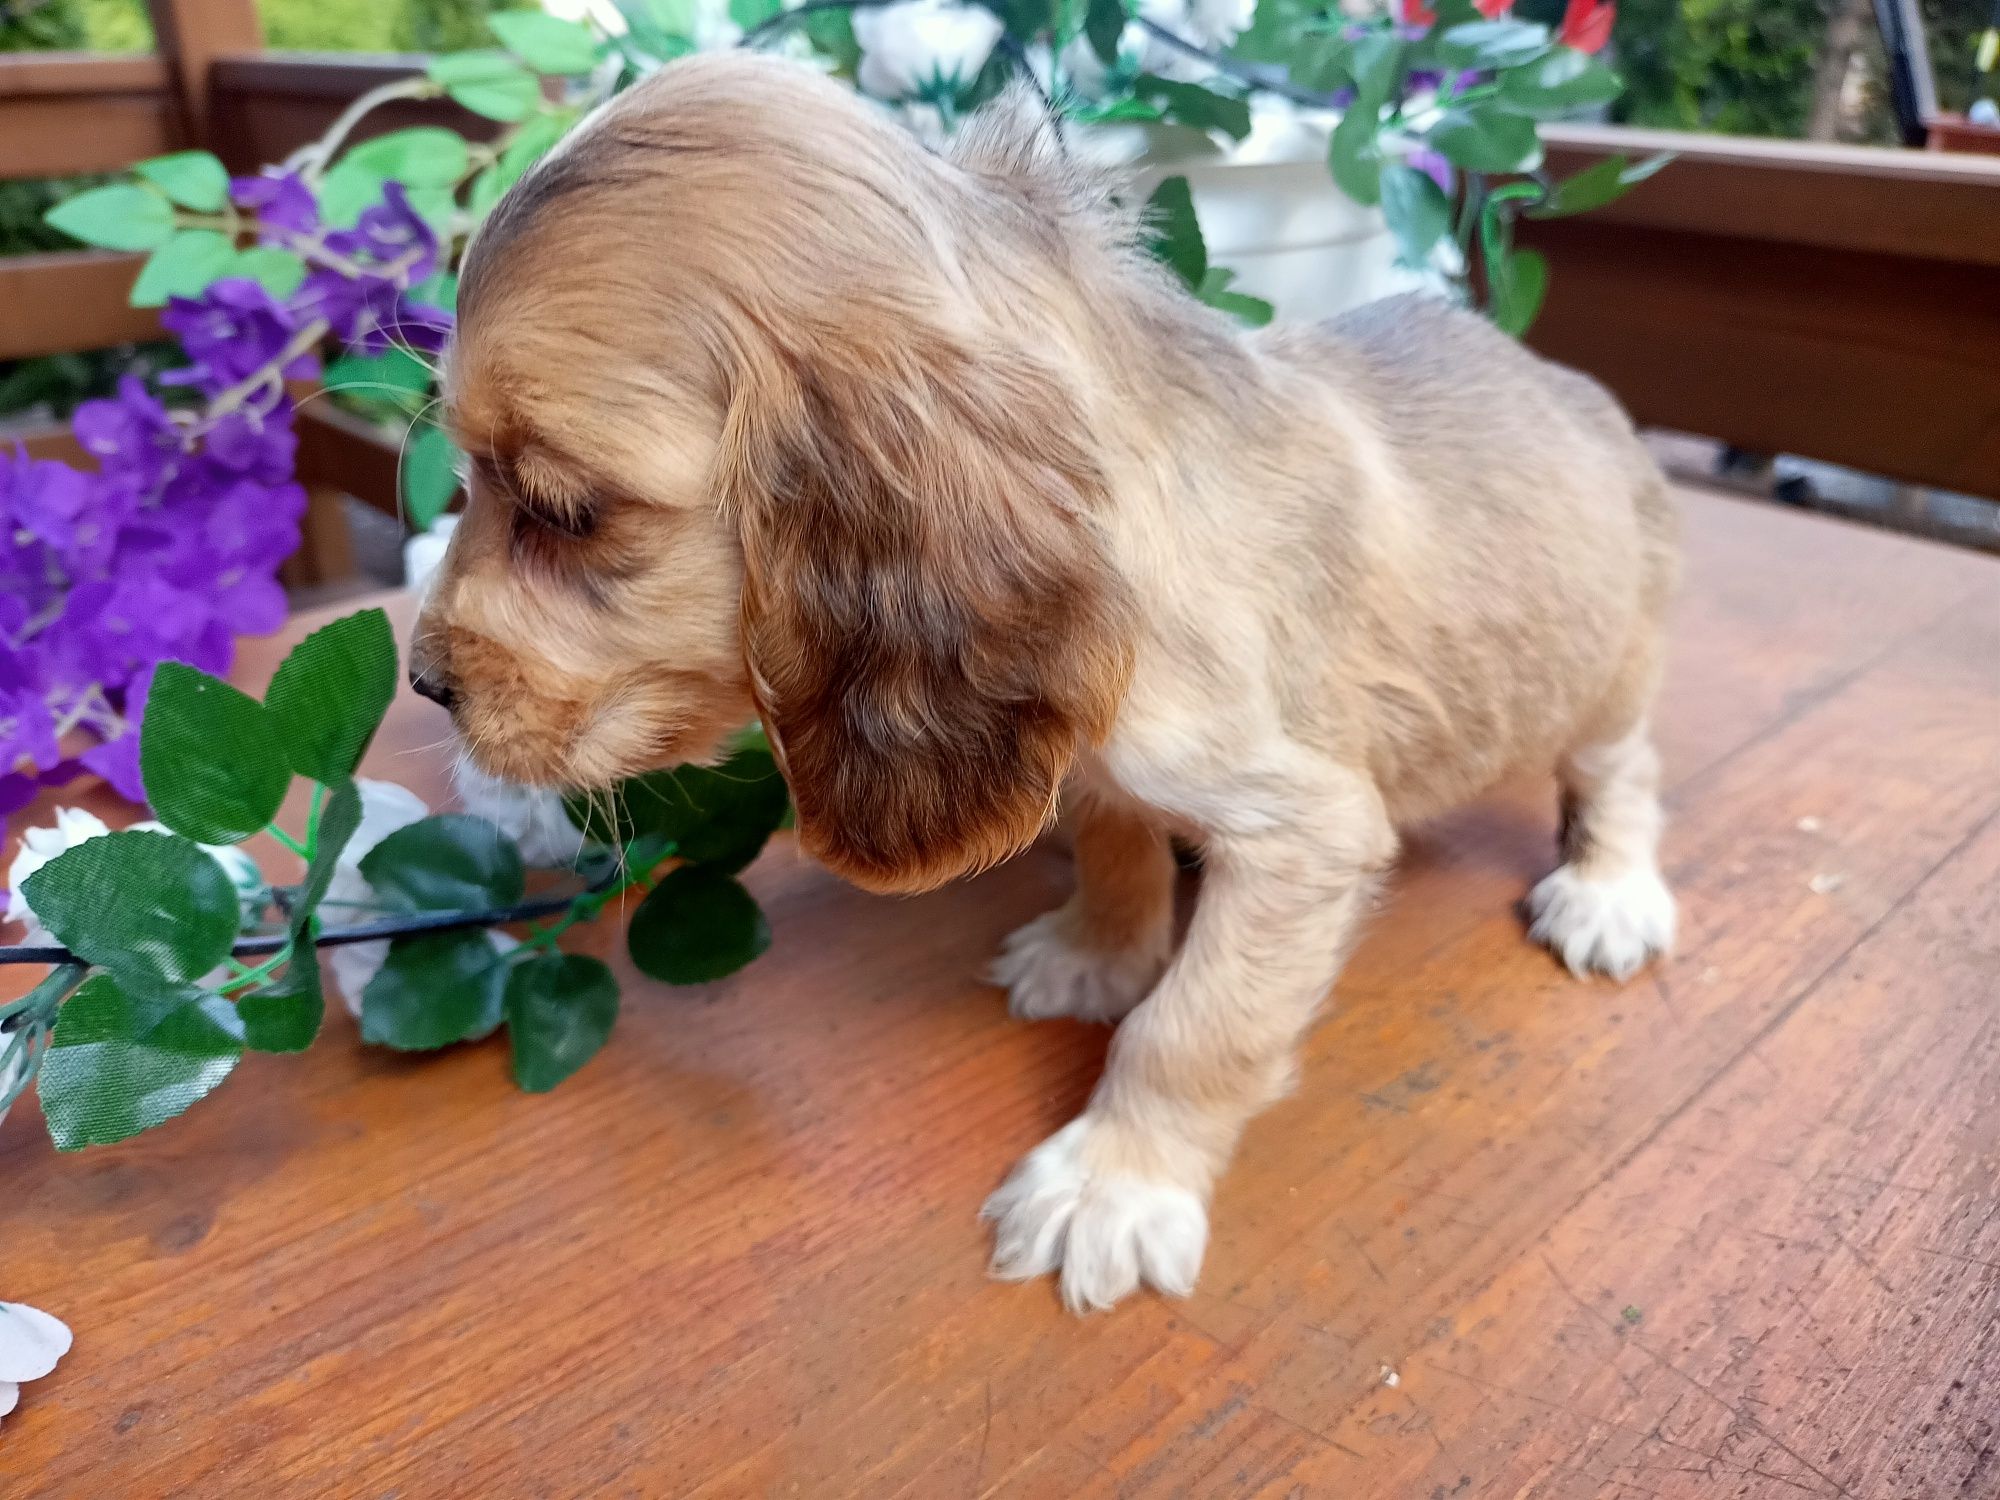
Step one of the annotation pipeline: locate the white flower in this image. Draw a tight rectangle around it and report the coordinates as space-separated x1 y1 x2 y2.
402 513 459 601
854 0 1003 102
0 1301 72 1431
129 821 266 920
1132 0 1255 82
1059 24 1145 98
451 755 585 870
322 780 431 1018
5 808 267 941
4 808 110 930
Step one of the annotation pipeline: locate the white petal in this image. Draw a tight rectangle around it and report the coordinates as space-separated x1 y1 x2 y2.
347 780 431 868
402 515 460 601
0 1302 73 1383
6 808 114 930
450 756 584 869
328 938 389 1019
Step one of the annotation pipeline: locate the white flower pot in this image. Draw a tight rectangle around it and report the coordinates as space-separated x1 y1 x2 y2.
1098 105 1433 323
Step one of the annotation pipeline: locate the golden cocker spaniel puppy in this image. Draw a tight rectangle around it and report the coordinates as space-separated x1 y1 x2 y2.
413 53 1680 1312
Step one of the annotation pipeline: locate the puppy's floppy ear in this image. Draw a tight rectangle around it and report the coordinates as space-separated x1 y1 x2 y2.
720 329 1134 893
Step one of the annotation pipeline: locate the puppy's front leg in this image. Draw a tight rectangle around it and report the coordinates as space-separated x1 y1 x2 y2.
990 789 1177 1024
985 778 1394 1311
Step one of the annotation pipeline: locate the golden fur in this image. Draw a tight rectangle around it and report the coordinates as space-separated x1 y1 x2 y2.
416 53 1681 1311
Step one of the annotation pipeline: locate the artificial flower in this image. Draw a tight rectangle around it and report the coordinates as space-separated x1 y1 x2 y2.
854 0 1004 102
230 169 318 238
3 807 110 931
1558 0 1614 54
401 513 459 600
3 806 263 939
0 1301 72 1431
452 753 585 870
320 779 428 1016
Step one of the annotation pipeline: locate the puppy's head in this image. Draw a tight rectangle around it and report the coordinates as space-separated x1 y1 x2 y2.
417 55 1136 891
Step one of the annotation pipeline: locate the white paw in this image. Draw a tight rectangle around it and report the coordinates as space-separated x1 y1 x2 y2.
988 908 1168 1024
1526 863 1676 981
982 1119 1209 1312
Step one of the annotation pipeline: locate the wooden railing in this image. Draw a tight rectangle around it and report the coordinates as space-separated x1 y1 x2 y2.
1521 124 2000 501
6 14 1999 584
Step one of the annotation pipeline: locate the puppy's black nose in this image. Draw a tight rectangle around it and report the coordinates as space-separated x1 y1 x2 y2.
409 668 459 713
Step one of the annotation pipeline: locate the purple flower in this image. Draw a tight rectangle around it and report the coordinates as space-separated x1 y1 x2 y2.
299 270 452 355
1408 146 1456 195
0 688 58 778
78 665 153 803
1 449 109 570
74 376 185 503
202 408 298 483
159 480 304 637
327 183 440 284
162 279 318 396
231 170 319 238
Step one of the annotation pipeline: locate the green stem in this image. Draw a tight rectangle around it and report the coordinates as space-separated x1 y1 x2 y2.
267 824 309 860
517 843 671 956
224 944 293 992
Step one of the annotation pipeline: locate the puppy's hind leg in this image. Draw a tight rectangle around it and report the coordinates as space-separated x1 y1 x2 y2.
990 787 1177 1024
1526 718 1676 980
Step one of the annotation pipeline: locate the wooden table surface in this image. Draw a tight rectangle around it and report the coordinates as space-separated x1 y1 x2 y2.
3 487 1998 1499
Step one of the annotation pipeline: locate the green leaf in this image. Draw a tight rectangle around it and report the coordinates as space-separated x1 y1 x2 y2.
44 184 176 251
489 10 600 75
287 779 363 951
317 157 387 229
232 246 308 298
729 0 783 28
342 127 471 188
360 814 526 914
1143 176 1206 291
1328 105 1383 207
262 609 399 785
1379 163 1453 268
139 664 292 845
1084 0 1125 64
23 831 242 992
323 346 433 403
628 866 771 985
133 150 230 212
37 976 243 1150
1433 18 1550 70
1135 76 1251 141
1488 246 1548 336
469 111 572 221
1494 48 1622 118
402 423 462 530
411 269 458 311
505 953 618 1092
237 965 323 1054
1349 32 1405 111
1196 268 1274 328
1427 103 1544 173
1527 152 1669 219
361 931 512 1050
564 746 790 870
128 229 236 308
428 51 542 122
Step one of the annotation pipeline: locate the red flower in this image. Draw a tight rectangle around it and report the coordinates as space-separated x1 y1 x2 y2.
1559 0 1615 53
1475 0 1513 14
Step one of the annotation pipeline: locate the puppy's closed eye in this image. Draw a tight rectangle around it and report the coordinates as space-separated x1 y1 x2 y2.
484 449 600 539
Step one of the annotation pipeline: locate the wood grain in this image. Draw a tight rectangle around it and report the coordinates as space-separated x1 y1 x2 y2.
1 488 1996 1498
